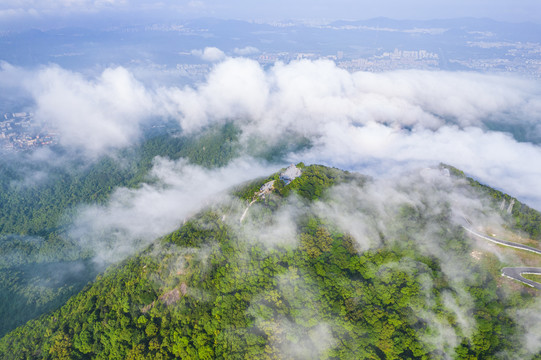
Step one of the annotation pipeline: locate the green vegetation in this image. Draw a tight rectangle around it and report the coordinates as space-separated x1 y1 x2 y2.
442 164 541 240
523 273 541 283
0 165 539 359
0 123 241 337
0 122 240 242
275 163 364 200
234 163 365 202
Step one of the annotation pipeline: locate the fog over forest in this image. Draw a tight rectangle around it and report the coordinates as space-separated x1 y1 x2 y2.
2 56 541 209
1 3 541 358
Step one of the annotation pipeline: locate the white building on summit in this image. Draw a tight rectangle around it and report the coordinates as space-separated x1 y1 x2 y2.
280 164 302 185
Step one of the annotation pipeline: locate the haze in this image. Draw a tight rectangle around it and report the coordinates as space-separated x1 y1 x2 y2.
2 0 541 30
1 1 541 357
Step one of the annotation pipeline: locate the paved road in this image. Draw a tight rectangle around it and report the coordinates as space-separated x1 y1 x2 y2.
502 267 541 290
463 225 541 290
462 227 541 255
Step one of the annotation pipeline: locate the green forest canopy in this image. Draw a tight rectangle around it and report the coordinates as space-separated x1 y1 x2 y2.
0 163 540 359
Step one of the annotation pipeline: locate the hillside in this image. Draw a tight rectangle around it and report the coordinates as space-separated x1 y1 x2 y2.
0 123 240 338
1 164 540 359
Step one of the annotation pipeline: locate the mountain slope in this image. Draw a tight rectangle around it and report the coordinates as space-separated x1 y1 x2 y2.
0 164 540 359
0 123 240 338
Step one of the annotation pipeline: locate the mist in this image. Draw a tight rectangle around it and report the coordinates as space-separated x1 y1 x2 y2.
2 4 541 358
159 58 541 209
69 157 274 265
3 57 540 208
210 165 522 357
2 54 540 274
0 57 539 357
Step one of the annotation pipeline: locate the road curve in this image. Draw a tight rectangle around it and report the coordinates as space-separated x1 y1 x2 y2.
462 226 541 290
462 227 541 255
502 267 541 290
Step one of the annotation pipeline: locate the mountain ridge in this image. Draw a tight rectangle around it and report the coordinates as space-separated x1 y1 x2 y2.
1 163 540 359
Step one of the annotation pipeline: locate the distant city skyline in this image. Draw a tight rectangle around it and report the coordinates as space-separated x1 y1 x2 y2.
2 0 541 31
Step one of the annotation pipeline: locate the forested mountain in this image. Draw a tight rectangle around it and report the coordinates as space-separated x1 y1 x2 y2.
0 123 240 337
3 1 541 358
1 163 540 359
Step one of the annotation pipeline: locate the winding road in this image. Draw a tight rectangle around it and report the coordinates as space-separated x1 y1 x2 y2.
462 225 541 290
501 268 541 290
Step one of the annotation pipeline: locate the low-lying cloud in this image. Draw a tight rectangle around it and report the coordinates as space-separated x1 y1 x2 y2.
30 65 154 157
3 51 538 354
0 62 155 158
70 157 273 264
2 55 541 208
191 47 227 62
230 167 499 356
157 57 541 208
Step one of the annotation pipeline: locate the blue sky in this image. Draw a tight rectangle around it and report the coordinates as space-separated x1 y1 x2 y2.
2 0 541 30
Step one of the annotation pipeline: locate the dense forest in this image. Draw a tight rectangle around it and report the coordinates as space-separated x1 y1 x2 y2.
0 164 539 359
0 123 240 337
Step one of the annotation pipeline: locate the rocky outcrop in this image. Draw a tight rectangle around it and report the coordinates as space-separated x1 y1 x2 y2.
141 283 187 313
280 164 301 185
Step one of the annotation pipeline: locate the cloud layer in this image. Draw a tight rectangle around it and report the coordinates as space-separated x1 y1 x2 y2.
158 58 541 208
30 65 154 156
70 157 273 264
0 62 154 157
3 55 539 356
2 57 541 207
59 58 541 357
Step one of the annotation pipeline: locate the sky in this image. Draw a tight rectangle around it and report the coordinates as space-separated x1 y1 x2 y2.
2 0 541 30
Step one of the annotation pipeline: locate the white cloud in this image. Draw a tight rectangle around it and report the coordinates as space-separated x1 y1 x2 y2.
157 57 269 131
70 157 274 264
159 58 541 209
295 123 541 206
3 57 541 208
233 46 260 56
28 65 153 157
191 47 226 62
0 63 155 158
